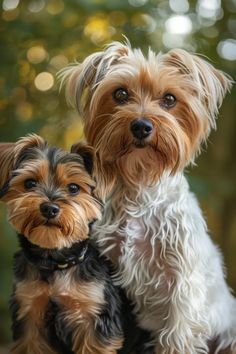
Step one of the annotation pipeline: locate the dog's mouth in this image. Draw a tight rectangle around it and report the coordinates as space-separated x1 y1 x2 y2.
133 139 148 149
111 139 151 160
44 219 60 227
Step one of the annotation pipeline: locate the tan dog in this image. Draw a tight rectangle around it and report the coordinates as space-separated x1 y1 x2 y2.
60 42 236 354
0 135 123 354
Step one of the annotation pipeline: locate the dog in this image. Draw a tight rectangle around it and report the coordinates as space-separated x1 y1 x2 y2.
0 134 125 354
60 41 236 354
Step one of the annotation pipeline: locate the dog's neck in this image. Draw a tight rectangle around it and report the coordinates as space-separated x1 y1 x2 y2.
18 234 88 273
108 171 185 204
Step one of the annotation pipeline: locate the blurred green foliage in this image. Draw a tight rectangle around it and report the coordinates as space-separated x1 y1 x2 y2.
0 0 235 345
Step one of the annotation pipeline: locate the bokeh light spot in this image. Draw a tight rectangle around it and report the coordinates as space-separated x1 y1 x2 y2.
141 14 156 33
128 0 148 7
84 14 113 44
165 15 192 34
34 72 54 91
27 46 47 64
28 0 45 13
2 0 19 11
169 0 189 13
50 55 68 70
197 0 221 19
199 0 221 11
217 39 236 61
162 32 184 48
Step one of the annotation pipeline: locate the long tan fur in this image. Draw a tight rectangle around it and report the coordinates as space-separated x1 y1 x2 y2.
0 142 15 189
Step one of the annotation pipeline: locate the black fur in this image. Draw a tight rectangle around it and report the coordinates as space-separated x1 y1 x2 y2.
46 300 73 354
11 235 123 353
11 234 153 353
118 290 155 354
0 180 10 198
70 143 94 175
5 140 153 353
9 293 23 341
78 150 93 175
18 235 89 277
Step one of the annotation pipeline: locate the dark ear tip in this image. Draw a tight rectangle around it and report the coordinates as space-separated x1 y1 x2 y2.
70 142 80 154
71 141 95 175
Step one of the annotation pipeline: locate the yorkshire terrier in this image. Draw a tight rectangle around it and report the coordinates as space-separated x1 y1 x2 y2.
0 134 124 354
60 41 236 354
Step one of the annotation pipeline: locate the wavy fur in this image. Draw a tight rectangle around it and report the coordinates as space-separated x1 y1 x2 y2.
61 41 236 354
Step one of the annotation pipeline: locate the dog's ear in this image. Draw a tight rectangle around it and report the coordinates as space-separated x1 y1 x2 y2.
163 49 233 129
14 134 46 166
71 142 95 175
0 142 16 190
58 41 129 115
0 134 46 197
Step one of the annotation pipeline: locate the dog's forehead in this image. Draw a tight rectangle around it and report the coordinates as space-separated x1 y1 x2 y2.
100 56 193 99
110 49 159 72
101 54 172 90
46 147 84 169
16 145 85 172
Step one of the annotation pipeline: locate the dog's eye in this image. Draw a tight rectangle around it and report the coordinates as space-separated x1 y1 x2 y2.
24 179 37 190
68 183 80 195
160 93 176 109
113 88 129 104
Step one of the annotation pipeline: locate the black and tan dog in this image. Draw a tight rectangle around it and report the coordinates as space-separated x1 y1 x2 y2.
0 134 123 354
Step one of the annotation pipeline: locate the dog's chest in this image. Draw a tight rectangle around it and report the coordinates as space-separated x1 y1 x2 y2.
93 182 188 331
15 268 105 327
51 270 105 317
95 208 173 331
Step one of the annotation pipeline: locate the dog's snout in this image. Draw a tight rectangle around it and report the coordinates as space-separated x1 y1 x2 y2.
40 202 60 219
130 119 153 139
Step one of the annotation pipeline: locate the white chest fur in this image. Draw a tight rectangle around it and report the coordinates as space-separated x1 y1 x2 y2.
93 173 236 353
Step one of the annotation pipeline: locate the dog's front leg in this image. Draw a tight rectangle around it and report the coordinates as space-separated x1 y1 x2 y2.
54 295 123 354
10 281 56 354
70 320 123 354
155 244 209 354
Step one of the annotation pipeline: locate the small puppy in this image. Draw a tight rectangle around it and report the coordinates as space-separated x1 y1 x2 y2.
0 134 123 354
60 41 236 354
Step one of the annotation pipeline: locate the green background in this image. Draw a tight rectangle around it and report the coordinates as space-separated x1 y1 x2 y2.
0 0 235 346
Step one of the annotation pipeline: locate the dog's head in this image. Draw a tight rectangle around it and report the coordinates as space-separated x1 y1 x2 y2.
0 135 101 249
60 41 232 195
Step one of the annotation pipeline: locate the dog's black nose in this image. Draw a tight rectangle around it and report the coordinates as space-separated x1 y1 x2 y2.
130 119 153 139
40 202 60 219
